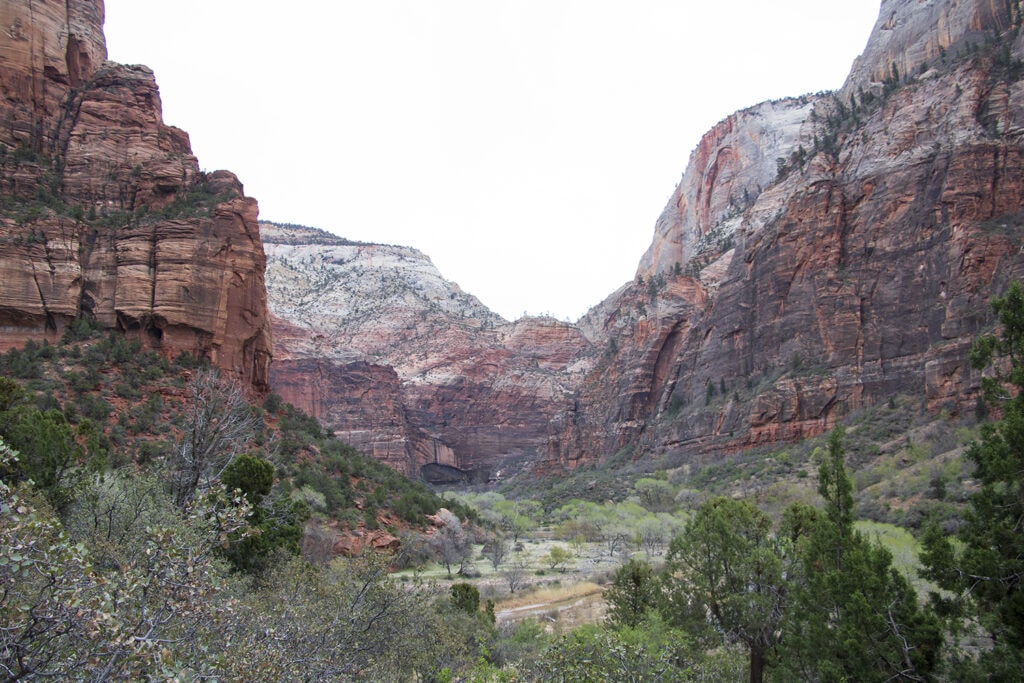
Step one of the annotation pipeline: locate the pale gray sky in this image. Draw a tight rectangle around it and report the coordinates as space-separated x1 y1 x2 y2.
103 1 880 322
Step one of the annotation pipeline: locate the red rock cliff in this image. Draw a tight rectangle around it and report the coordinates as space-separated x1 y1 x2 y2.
551 0 1024 467
263 223 593 481
0 0 272 390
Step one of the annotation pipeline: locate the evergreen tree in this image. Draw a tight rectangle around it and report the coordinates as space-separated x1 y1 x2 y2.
450 582 481 615
663 497 786 683
922 281 1024 676
220 453 308 574
0 377 81 510
779 427 941 682
605 558 659 628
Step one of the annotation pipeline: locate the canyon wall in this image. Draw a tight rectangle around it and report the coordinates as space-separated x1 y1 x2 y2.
0 0 272 390
14 0 1022 477
263 223 594 480
267 0 1024 477
552 0 1024 468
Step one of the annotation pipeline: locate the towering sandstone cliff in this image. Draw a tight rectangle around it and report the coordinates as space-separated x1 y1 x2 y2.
551 0 1024 467
0 0 272 390
18 0 1018 477
264 223 593 480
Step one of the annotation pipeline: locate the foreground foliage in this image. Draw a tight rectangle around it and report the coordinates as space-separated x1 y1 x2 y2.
922 280 1024 678
5 280 1024 680
0 330 489 681
1 438 488 681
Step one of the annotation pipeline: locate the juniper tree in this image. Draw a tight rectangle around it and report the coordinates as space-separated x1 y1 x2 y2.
779 428 941 682
922 281 1024 677
663 497 786 683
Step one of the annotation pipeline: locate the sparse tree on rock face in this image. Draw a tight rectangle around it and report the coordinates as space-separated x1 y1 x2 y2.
169 369 259 510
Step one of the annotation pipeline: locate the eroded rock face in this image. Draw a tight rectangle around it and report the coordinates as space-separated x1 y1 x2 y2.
0 1 272 390
637 96 821 281
550 0 1024 467
839 0 1017 100
264 223 594 480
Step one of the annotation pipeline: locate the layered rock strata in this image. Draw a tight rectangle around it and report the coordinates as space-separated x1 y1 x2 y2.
550 0 1024 467
0 0 272 390
264 223 594 480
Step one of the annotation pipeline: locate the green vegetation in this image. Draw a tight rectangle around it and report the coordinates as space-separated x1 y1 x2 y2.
4 281 1024 680
0 146 236 235
664 496 785 682
0 327 497 680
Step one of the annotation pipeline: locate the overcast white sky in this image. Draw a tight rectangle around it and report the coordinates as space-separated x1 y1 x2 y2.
103 1 880 322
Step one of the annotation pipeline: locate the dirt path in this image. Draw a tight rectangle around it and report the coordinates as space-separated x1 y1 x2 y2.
495 584 606 630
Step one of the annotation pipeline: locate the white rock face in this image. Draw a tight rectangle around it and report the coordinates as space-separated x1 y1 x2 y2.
636 96 821 281
263 222 504 368
263 222 596 478
840 0 1015 100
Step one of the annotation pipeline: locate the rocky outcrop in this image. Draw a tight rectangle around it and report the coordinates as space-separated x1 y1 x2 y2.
551 0 1024 467
839 0 1017 100
0 0 272 390
264 223 594 480
637 96 821 281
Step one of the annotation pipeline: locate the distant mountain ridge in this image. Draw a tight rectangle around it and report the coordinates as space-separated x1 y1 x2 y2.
263 221 593 481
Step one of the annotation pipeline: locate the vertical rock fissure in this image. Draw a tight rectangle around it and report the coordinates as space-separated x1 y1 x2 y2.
49 84 86 175
26 1 43 154
147 225 158 314
990 146 1002 218
28 250 55 332
74 227 90 318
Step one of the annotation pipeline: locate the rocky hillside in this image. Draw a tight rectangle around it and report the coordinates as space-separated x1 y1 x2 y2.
552 0 1024 468
0 0 272 390
263 223 594 481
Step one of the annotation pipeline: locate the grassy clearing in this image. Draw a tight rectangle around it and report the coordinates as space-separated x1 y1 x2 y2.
855 519 938 595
